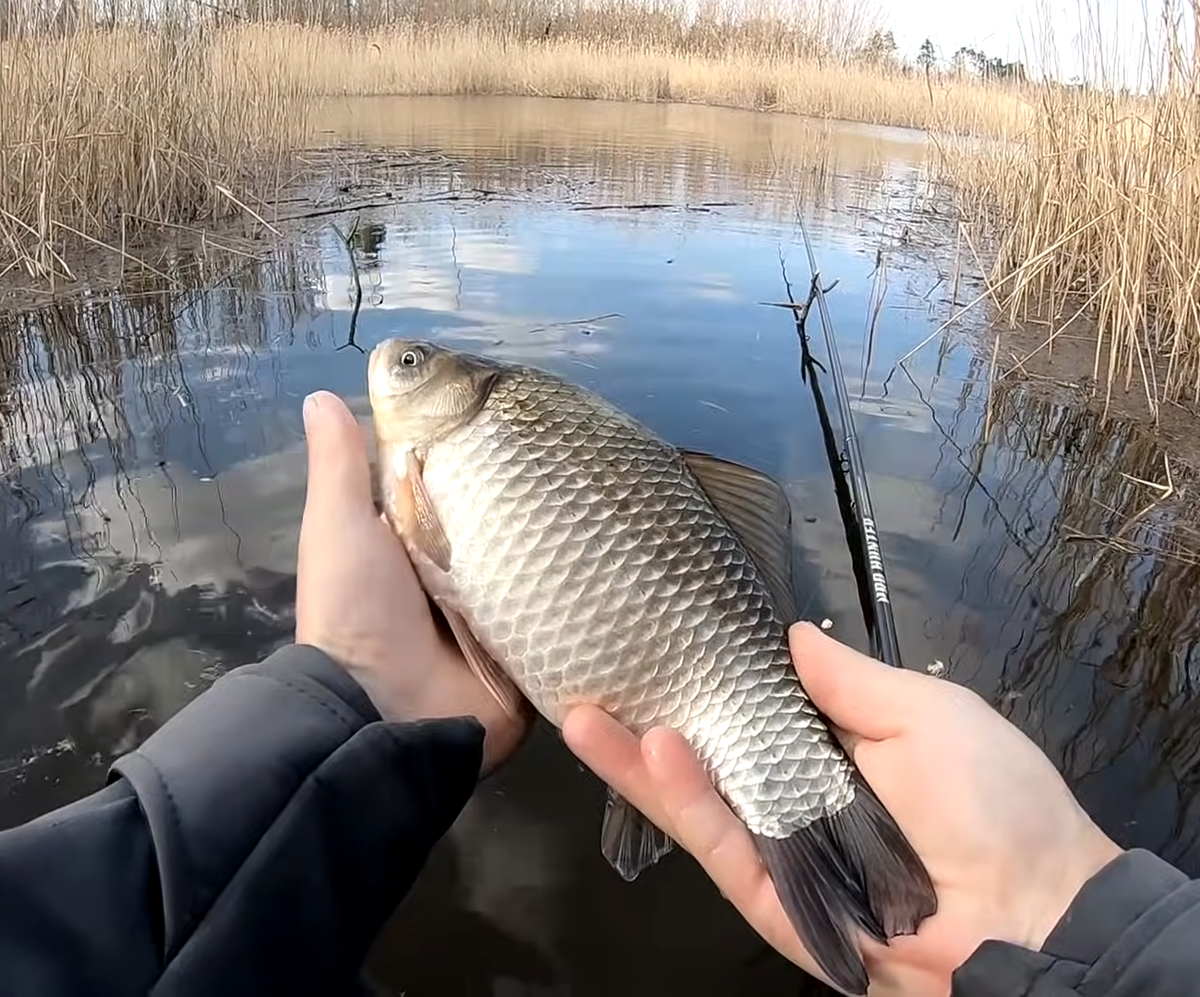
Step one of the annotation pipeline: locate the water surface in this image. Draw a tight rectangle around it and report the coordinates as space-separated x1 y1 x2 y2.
3 96 1199 996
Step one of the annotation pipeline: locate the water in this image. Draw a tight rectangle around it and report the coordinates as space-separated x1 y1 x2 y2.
3 95 1199 995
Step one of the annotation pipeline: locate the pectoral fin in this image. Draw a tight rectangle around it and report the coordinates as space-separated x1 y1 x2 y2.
601 786 675 881
681 450 799 624
401 449 452 573
370 458 386 517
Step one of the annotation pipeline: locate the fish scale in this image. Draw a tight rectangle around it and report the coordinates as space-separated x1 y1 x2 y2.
369 338 938 996
417 370 855 835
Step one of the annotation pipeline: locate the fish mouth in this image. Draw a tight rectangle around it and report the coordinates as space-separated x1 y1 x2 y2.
365 338 390 404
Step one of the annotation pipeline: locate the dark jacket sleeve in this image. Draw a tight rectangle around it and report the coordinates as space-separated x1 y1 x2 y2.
952 849 1200 996
0 643 485 997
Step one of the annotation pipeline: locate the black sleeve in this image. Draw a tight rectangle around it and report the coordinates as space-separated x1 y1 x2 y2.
0 643 485 997
952 849 1200 996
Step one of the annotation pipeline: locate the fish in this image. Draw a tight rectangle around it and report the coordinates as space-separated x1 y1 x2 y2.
366 337 937 995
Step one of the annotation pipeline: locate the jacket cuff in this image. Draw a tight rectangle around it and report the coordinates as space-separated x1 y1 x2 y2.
1041 849 1189 963
107 643 388 959
255 643 384 726
951 850 1190 995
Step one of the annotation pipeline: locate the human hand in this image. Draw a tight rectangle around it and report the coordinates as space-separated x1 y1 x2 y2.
294 390 529 776
563 621 1124 995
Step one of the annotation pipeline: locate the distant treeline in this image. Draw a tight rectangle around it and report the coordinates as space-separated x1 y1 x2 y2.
859 30 1027 84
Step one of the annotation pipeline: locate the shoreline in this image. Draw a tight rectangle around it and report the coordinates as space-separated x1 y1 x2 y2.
5 14 1197 415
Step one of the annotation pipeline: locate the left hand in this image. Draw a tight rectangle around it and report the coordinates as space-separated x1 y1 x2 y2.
294 390 530 776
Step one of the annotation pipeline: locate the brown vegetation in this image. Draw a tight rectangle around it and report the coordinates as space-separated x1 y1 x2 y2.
946 0 1200 415
0 25 305 281
5 0 1200 418
1 0 1029 280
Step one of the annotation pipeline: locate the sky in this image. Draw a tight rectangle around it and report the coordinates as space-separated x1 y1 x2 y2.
879 0 1191 86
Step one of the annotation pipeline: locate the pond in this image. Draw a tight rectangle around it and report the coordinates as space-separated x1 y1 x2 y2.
2 95 1199 996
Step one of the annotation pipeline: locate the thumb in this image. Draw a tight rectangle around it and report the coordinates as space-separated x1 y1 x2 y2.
789 622 920 740
301 391 375 522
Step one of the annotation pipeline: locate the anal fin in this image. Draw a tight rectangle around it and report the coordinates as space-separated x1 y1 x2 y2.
600 786 675 881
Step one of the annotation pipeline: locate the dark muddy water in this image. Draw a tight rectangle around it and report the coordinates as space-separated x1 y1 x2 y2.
3 96 1199 996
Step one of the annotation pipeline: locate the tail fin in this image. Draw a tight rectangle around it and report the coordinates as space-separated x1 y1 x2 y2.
753 774 936 996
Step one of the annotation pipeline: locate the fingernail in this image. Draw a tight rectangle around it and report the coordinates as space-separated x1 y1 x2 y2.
303 393 325 434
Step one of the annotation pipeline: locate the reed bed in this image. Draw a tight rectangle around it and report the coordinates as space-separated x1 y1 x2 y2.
11 0 1199 419
0 27 306 280
1 0 1030 279
946 0 1200 415
218 22 1029 136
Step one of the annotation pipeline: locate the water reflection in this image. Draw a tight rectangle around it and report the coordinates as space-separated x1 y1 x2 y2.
1 96 1198 994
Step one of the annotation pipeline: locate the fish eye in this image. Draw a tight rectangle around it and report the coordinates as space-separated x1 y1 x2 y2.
400 349 422 367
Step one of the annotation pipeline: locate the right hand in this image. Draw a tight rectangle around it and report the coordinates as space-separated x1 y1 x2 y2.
563 621 1124 995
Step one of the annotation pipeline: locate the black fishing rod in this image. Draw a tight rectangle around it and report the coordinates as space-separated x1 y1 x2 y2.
773 218 904 670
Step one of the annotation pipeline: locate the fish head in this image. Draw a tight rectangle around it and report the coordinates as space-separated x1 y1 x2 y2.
367 337 499 452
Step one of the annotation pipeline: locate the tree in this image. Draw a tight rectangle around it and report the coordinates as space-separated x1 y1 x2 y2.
917 38 936 73
861 28 898 66
949 45 1025 84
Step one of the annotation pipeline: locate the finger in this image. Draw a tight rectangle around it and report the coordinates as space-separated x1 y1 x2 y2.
789 622 917 740
641 728 769 895
301 392 375 524
641 728 825 978
827 721 866 763
562 706 663 820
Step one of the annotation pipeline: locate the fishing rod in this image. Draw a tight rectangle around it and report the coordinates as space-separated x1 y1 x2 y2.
774 216 904 670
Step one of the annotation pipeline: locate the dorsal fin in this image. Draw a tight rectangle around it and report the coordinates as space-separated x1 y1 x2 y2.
681 451 799 624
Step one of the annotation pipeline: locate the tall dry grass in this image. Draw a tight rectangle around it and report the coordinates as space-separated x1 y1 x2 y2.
224 22 1029 134
0 0 1031 279
0 27 305 280
947 0 1200 415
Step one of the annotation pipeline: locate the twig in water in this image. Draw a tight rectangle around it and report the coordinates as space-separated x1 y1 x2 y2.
279 190 508 225
52 220 176 287
330 218 365 354
1071 454 1177 587
215 184 281 238
981 334 1002 443
570 201 737 212
526 313 622 335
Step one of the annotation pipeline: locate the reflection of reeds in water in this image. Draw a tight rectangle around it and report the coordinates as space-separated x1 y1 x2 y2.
305 96 927 226
974 377 1200 862
0 244 323 509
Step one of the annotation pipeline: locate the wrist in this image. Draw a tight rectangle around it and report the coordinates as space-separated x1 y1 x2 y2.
1022 827 1124 951
293 629 412 721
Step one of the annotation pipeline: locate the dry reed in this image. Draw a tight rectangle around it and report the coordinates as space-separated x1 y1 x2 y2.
218 22 1029 136
946 0 1200 415
1 0 1031 279
0 26 308 280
